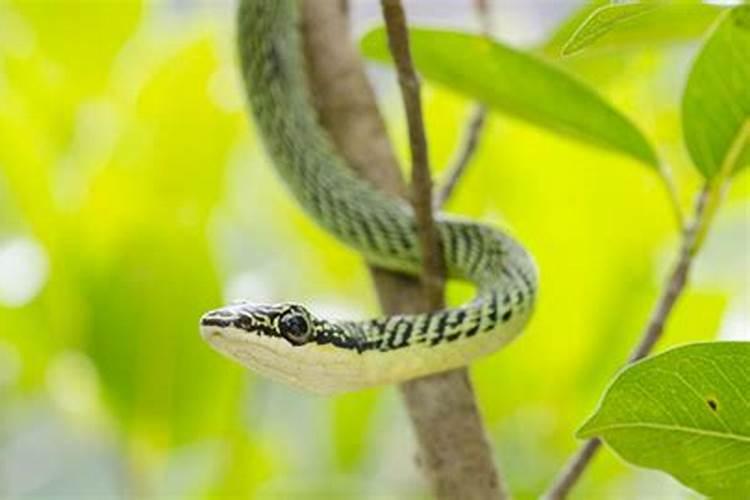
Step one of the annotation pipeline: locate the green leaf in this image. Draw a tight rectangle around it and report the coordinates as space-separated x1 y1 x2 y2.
579 342 750 498
559 3 723 57
562 3 657 56
541 1 606 57
683 7 750 180
361 28 658 167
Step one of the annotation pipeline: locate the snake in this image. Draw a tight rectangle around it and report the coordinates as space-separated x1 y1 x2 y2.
200 0 538 395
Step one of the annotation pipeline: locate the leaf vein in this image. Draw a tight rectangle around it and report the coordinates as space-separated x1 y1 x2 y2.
588 422 750 443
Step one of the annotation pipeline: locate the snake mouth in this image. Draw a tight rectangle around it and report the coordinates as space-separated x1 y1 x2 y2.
200 311 236 342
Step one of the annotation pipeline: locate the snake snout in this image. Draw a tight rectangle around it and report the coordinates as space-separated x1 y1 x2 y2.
200 309 236 341
201 310 233 325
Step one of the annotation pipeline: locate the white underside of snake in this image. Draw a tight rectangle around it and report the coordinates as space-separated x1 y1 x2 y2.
200 0 538 395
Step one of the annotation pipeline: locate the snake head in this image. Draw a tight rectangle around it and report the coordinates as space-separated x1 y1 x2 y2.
201 301 359 394
200 300 373 395
200 301 315 346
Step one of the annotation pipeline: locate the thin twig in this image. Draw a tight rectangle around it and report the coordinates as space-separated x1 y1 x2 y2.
544 183 712 500
629 188 708 362
380 1 509 499
434 105 487 209
546 117 749 499
434 0 493 209
545 438 603 500
300 2 506 498
380 0 444 309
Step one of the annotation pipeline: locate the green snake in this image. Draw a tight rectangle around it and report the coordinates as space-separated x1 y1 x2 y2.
200 0 538 395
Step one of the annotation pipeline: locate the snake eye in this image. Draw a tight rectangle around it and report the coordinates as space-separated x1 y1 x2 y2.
279 311 311 345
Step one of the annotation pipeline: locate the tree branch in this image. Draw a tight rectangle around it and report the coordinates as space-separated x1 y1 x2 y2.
379 2 508 499
544 183 711 500
380 0 445 309
299 0 423 328
299 1 507 498
545 119 749 499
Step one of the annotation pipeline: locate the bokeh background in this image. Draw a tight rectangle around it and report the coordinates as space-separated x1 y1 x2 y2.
0 1 748 498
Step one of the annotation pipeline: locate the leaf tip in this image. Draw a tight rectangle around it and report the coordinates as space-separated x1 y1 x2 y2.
560 38 582 57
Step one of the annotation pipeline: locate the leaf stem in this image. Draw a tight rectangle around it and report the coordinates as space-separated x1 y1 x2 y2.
657 162 685 231
691 119 750 254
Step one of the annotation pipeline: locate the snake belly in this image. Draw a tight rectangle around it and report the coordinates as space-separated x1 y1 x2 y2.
199 0 538 395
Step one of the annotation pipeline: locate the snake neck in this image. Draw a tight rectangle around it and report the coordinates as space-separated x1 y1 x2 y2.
239 0 423 273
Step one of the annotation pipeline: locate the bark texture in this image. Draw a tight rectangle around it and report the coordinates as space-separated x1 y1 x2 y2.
299 2 505 498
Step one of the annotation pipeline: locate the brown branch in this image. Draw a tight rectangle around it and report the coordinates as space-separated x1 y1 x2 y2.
380 0 445 309
300 0 406 198
300 1 506 498
299 0 422 317
544 438 602 500
379 2 509 499
544 184 711 500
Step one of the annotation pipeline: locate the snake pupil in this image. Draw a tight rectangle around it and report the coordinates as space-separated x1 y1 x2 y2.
279 312 311 344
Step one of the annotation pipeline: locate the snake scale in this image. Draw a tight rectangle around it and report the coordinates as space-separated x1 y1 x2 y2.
200 0 538 395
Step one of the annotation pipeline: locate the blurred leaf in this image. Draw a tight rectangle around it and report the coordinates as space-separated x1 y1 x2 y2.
683 7 750 179
542 1 606 57
560 3 723 57
76 39 244 448
361 28 658 167
562 4 657 56
331 390 380 470
11 0 142 92
206 430 277 498
579 342 750 498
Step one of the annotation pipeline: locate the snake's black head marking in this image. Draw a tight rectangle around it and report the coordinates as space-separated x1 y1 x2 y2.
200 301 316 347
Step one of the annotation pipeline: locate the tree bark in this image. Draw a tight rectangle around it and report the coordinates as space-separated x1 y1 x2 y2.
299 2 506 498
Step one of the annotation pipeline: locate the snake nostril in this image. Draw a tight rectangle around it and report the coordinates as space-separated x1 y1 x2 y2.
234 315 254 330
208 309 234 318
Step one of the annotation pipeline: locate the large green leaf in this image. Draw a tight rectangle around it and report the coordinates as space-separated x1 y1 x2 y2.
579 342 750 498
683 6 750 180
559 3 723 57
360 28 658 167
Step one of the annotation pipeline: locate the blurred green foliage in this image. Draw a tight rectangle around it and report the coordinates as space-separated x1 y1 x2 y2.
0 1 747 498
557 3 722 57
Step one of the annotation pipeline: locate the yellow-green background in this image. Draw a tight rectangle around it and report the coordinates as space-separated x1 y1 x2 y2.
0 1 747 498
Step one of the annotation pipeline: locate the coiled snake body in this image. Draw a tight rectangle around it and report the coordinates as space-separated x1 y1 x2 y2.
200 0 538 394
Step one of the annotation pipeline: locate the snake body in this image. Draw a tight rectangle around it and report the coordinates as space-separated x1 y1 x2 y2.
200 0 538 394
